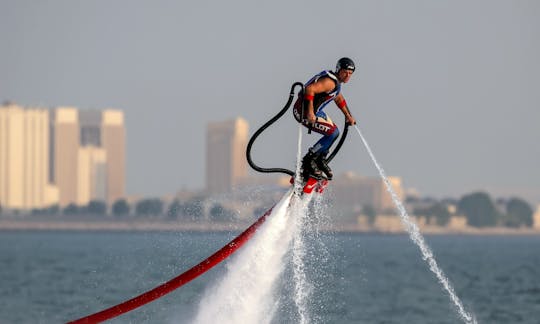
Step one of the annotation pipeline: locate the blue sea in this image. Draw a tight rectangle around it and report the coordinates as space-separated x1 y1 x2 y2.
1 230 539 323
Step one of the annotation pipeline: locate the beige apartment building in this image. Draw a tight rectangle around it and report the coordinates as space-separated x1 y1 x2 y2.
77 146 107 205
0 103 58 209
78 109 125 205
51 107 80 207
330 171 404 212
206 118 249 194
102 110 125 204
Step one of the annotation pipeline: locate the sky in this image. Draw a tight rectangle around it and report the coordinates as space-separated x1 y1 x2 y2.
1 1 539 204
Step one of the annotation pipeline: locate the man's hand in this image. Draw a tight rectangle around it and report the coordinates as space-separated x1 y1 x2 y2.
346 115 356 125
307 111 317 125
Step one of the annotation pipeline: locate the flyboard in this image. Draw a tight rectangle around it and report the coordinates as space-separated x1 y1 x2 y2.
68 82 346 324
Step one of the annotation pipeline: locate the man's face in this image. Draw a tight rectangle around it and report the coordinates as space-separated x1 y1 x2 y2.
337 69 354 83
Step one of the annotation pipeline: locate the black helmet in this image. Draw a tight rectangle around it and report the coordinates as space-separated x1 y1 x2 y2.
336 57 355 72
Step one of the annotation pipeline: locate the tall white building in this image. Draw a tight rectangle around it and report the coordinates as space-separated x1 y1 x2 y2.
0 103 58 209
206 118 249 194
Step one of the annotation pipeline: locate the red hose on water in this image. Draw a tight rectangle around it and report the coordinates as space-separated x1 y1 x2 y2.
68 206 274 324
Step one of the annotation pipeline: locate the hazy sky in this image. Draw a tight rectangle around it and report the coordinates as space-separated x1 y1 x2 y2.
1 1 539 204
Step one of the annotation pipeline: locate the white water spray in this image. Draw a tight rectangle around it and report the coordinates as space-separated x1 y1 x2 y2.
192 189 296 324
290 196 313 324
353 125 476 324
289 121 316 324
293 117 305 195
192 122 314 324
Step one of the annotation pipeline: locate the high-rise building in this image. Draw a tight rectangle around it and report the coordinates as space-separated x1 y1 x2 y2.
101 110 125 205
50 107 80 207
0 104 125 211
77 146 107 205
0 103 58 209
206 118 249 194
78 109 125 205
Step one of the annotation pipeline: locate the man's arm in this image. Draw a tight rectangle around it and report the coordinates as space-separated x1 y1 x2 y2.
334 93 356 125
304 78 336 124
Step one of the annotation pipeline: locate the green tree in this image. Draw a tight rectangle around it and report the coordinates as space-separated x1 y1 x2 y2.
414 203 451 226
167 200 183 219
405 196 420 204
502 198 533 228
458 192 499 227
149 199 164 215
63 203 80 215
135 200 149 216
31 206 57 215
46 205 60 215
183 197 204 219
209 203 235 222
362 205 377 224
135 198 163 217
430 203 451 226
86 200 107 216
112 199 130 217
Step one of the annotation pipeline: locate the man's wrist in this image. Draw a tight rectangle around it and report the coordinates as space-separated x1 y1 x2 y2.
304 93 314 101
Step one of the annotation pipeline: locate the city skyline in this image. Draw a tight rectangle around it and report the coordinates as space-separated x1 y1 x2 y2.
2 101 537 208
0 103 125 209
2 103 538 231
1 1 539 205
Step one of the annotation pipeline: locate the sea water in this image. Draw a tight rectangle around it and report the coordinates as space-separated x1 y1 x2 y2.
353 125 476 323
1 231 539 323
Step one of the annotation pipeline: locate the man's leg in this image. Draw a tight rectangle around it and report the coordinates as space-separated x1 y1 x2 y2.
293 100 322 178
302 148 323 179
304 114 339 179
293 102 339 179
311 121 339 180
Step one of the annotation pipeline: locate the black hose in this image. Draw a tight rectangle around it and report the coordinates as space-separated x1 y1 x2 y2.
327 123 349 163
246 82 350 177
246 82 303 176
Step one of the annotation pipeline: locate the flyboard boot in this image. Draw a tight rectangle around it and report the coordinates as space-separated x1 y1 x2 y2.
299 149 329 194
315 153 333 180
301 149 323 181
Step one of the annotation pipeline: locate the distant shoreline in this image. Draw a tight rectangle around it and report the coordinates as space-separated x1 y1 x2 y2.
1 219 539 235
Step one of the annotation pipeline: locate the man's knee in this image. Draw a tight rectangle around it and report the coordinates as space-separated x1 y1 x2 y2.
329 125 339 140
